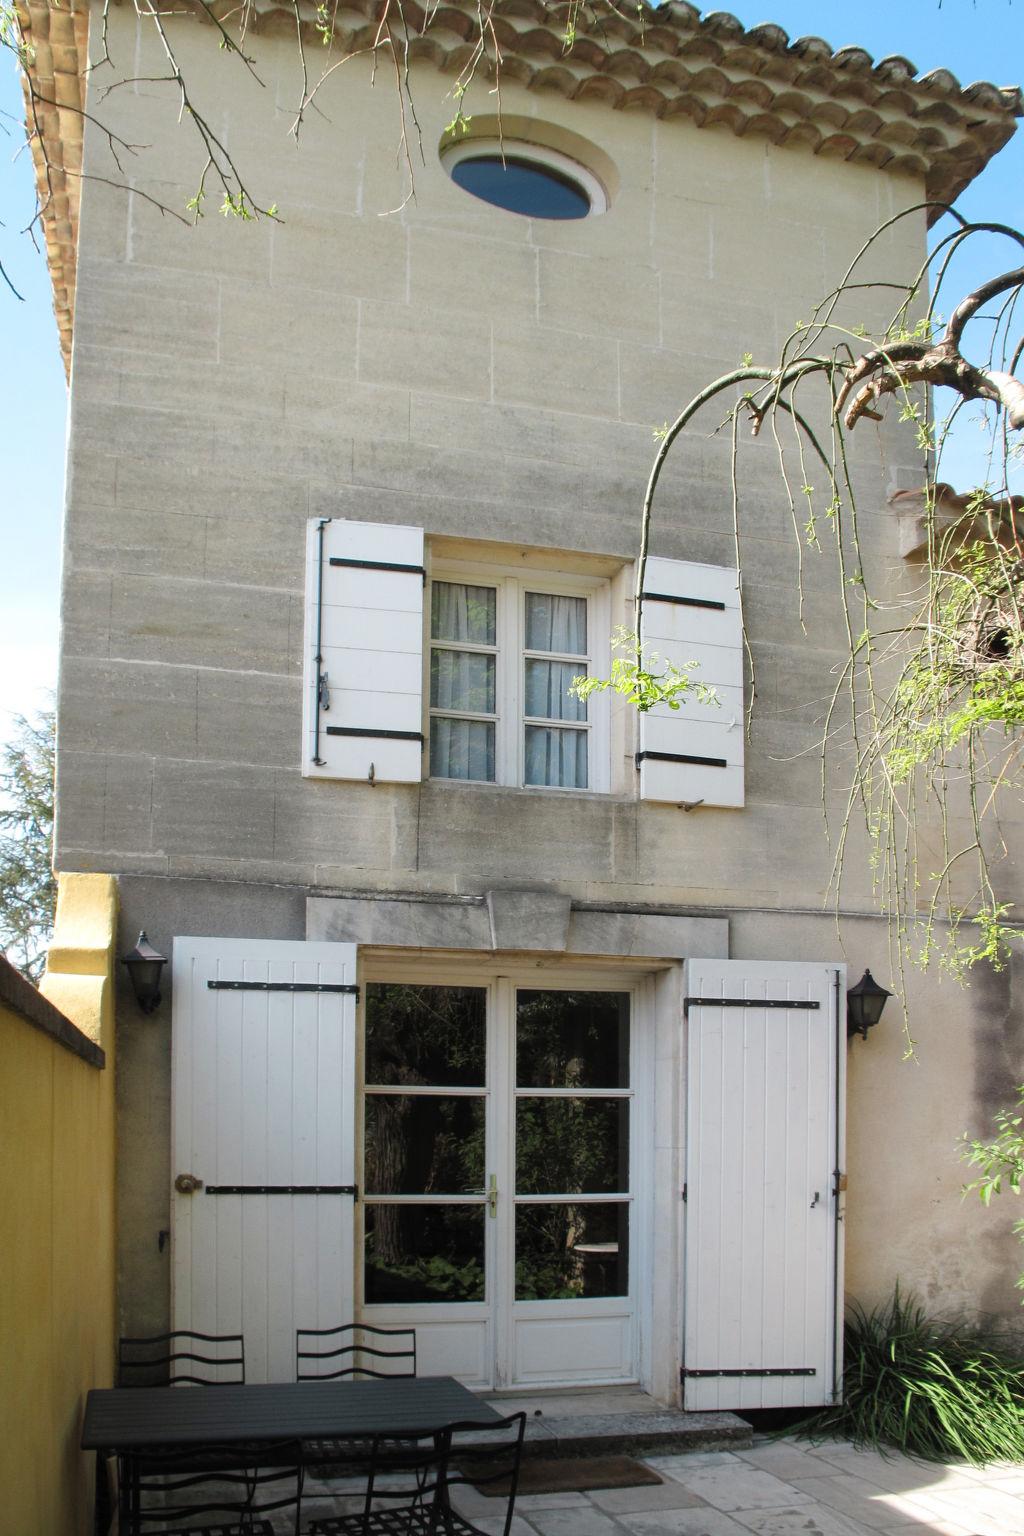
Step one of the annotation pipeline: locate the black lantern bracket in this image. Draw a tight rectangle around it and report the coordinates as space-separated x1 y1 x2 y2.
846 968 892 1041
121 930 168 1015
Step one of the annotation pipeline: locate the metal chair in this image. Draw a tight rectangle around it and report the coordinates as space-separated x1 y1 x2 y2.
307 1412 527 1536
118 1438 303 1536
296 1323 417 1473
296 1323 417 1381
118 1330 246 1387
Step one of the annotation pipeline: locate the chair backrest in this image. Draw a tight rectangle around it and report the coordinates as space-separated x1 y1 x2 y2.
443 1413 527 1536
119 1439 303 1535
118 1330 246 1387
353 1429 451 1527
295 1322 417 1381
356 1413 526 1536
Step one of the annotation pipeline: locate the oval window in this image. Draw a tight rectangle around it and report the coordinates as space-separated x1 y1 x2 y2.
442 140 608 219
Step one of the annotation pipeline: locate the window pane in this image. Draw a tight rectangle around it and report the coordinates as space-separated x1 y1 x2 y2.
524 659 586 722
365 984 486 1086
517 990 630 1088
365 1204 485 1304
524 725 587 788
430 718 495 781
431 582 496 645
525 593 586 655
450 156 591 221
517 1099 628 1196
365 1095 485 1195
431 650 496 714
515 1203 629 1299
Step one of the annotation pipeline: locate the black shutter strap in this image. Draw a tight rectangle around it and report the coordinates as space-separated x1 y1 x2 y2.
682 1367 815 1379
637 750 728 770
684 996 820 1016
330 557 426 584
642 592 726 611
205 1184 358 1197
207 981 359 996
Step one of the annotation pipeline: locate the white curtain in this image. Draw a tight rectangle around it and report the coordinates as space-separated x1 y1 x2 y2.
432 582 496 645
430 718 495 781
431 582 497 781
525 725 587 789
524 660 586 722
432 650 495 715
525 593 586 655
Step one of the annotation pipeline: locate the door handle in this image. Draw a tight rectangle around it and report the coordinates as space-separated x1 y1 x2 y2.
487 1174 498 1218
810 1190 820 1209
174 1173 204 1195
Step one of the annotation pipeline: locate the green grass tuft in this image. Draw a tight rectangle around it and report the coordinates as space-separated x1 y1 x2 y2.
797 1287 1024 1465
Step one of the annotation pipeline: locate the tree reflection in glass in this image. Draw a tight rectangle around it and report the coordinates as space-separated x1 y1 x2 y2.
365 985 486 1086
365 1096 484 1195
516 1099 627 1195
364 985 487 1307
365 1205 485 1305
515 1204 628 1300
516 991 629 1088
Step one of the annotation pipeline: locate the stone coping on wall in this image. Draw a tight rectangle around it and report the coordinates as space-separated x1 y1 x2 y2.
0 951 105 1069
17 0 1022 379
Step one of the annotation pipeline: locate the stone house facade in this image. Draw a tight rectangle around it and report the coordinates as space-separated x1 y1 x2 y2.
22 0 1024 1405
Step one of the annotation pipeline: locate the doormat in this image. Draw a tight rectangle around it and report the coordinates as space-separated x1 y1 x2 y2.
466 1455 663 1496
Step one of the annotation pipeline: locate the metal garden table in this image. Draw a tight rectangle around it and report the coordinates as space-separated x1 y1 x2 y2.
82 1376 502 1533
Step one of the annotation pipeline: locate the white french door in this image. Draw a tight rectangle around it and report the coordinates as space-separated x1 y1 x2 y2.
358 968 647 1390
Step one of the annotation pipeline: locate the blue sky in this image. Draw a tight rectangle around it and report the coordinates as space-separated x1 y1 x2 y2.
1 0 1022 748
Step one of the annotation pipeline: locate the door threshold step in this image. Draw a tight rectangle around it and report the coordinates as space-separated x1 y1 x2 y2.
477 1405 752 1460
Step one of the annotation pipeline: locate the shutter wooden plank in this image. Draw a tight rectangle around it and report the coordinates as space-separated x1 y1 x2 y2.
303 518 425 783
173 938 358 1384
683 959 843 1411
638 559 744 807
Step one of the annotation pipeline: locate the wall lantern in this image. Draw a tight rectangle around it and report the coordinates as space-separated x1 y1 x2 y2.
846 969 892 1041
121 930 168 1015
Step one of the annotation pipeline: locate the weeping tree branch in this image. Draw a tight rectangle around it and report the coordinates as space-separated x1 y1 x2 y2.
620 211 1024 994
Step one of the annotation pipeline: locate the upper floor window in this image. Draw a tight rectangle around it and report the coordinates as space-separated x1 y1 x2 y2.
428 568 608 791
302 519 742 806
441 139 609 220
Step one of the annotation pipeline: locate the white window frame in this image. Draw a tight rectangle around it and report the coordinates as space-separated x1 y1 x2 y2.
427 559 611 794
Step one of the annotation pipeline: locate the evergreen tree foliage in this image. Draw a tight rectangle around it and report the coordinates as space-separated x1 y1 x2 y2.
0 708 56 981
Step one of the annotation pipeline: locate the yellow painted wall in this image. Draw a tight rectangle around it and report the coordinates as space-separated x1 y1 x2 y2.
0 874 119 1536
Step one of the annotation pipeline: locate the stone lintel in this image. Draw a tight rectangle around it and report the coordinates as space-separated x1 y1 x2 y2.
306 891 728 961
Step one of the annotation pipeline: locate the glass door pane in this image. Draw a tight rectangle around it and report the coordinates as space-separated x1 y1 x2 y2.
514 990 631 1302
363 984 487 1305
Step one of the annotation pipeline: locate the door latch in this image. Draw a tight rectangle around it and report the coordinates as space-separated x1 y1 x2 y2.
174 1173 204 1195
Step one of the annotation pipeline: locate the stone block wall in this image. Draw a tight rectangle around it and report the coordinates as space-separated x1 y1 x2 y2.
55 7 934 913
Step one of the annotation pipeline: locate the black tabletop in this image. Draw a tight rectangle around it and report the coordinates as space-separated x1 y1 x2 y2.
82 1376 501 1451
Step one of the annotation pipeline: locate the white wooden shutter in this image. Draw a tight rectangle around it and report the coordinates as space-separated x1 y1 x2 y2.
682 958 845 1410
303 518 425 783
172 938 358 1384
638 559 743 806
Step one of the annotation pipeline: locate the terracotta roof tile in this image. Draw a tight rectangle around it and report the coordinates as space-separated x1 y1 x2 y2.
18 0 1022 377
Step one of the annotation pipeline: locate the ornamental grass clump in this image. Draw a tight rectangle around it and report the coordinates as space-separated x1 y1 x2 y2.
798 1288 1024 1465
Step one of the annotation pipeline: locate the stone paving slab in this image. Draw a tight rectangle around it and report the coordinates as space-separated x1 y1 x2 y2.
242 1433 1024 1534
